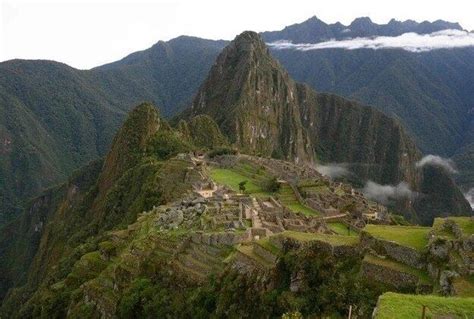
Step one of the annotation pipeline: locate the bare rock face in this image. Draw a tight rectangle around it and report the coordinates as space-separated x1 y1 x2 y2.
290 270 306 292
439 270 459 295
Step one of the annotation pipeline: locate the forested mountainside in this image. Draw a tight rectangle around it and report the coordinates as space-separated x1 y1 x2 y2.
1 102 472 318
0 37 226 224
260 17 474 191
185 31 471 224
2 16 473 227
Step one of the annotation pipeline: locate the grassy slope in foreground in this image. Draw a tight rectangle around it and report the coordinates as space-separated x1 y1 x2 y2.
374 292 474 319
364 224 430 251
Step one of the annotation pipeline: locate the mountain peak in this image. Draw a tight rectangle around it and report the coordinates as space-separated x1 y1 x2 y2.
188 31 312 161
98 102 160 193
351 16 374 25
231 31 267 53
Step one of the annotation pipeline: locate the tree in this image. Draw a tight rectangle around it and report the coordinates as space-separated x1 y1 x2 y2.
238 181 247 193
264 177 281 193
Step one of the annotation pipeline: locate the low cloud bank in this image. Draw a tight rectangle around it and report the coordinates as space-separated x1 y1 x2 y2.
465 188 474 209
315 163 349 179
415 155 458 174
362 181 415 205
268 29 474 53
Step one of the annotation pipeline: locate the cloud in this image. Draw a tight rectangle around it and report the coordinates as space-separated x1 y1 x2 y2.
464 188 474 210
415 155 458 174
362 181 415 205
267 29 474 53
315 163 349 179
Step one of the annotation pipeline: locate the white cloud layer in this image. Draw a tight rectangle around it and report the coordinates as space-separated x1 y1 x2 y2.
315 163 349 179
415 155 458 174
362 181 415 205
268 29 474 52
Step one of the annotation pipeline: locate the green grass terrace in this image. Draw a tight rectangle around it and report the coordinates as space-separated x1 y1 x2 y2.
328 222 358 236
432 217 474 238
209 166 320 216
374 292 474 319
363 254 431 285
281 231 359 246
209 168 271 197
363 224 430 251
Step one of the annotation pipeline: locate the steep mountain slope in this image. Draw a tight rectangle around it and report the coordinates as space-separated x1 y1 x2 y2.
261 17 474 191
0 37 226 225
0 60 124 224
92 36 227 117
1 103 470 316
186 31 313 162
0 102 207 310
185 31 471 223
266 46 474 156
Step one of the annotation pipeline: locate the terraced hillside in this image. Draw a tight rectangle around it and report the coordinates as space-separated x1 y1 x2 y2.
1 103 472 318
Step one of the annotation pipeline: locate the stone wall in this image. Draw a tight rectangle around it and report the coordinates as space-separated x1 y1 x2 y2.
360 259 431 293
269 235 360 258
191 231 247 246
360 231 426 269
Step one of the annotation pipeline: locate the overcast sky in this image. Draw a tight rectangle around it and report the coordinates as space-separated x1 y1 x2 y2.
1 0 474 69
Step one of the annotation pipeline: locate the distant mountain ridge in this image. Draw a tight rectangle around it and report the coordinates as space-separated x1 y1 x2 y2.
0 37 225 224
260 17 474 192
261 16 464 43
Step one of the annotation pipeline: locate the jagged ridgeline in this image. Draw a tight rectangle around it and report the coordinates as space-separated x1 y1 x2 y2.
184 31 471 224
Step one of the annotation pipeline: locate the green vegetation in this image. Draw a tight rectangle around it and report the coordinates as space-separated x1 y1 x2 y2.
148 130 192 160
238 180 247 193
364 225 430 251
210 164 319 216
255 238 281 256
282 231 359 246
209 168 270 196
237 244 273 268
187 115 228 149
433 217 474 236
207 147 238 158
328 222 357 236
374 292 474 319
363 254 431 285
452 275 474 298
0 37 225 226
278 184 320 216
